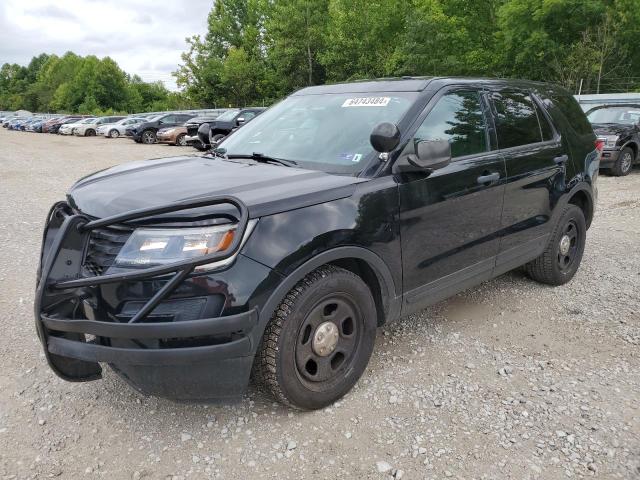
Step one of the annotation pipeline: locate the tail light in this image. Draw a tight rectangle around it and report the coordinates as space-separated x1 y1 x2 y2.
595 139 605 153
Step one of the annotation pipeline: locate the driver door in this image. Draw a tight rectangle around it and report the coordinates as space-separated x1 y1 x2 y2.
398 88 506 314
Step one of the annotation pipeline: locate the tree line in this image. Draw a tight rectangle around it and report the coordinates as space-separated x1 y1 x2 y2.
175 0 640 107
3 0 639 113
0 52 194 114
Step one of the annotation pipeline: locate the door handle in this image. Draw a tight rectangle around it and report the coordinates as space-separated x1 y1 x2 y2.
554 154 569 165
476 172 500 185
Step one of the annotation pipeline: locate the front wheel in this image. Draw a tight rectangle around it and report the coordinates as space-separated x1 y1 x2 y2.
254 266 377 410
108 129 120 138
211 133 226 145
525 204 586 286
176 133 187 146
85 128 96 137
611 147 634 176
141 130 156 144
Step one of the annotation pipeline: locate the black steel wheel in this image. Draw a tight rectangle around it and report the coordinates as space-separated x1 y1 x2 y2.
254 265 377 409
525 204 586 286
85 128 96 137
141 130 156 144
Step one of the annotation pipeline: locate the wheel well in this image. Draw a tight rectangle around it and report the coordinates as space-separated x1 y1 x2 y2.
329 258 387 326
625 142 638 160
568 190 593 229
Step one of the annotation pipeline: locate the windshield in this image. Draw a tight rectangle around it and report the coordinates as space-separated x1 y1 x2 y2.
587 106 640 125
216 109 240 122
219 92 417 174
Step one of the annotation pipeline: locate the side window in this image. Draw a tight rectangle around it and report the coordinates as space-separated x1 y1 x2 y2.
161 115 175 123
492 91 543 148
533 101 554 141
242 111 257 121
413 90 488 158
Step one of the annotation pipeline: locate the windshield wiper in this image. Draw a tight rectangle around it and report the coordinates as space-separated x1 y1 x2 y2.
227 152 297 167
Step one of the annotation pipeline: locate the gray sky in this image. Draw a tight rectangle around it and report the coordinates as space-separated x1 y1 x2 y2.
0 0 212 90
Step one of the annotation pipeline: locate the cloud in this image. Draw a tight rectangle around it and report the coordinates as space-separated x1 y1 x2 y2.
0 0 212 91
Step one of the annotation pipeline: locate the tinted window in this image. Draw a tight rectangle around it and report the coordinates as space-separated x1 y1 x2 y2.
547 93 593 135
413 90 487 158
161 115 175 123
492 91 543 148
533 101 554 141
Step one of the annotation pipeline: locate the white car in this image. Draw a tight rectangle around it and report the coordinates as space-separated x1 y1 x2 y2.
74 116 126 137
97 117 147 138
59 118 96 135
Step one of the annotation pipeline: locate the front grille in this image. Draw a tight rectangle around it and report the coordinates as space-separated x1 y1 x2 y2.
83 225 132 275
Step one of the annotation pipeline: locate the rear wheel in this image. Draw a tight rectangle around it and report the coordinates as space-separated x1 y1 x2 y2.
108 129 120 138
176 133 187 146
254 266 377 410
525 204 586 286
141 130 156 144
85 128 96 137
611 147 634 176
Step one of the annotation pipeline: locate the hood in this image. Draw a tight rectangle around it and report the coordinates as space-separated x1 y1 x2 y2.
67 155 367 221
592 123 635 136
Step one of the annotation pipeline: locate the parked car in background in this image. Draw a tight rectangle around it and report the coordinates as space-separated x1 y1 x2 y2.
34 77 598 409
27 119 46 133
59 118 96 136
7 117 31 130
156 125 189 146
184 113 228 150
19 117 44 131
97 117 146 138
587 103 640 176
49 117 84 134
204 107 266 146
74 116 126 137
41 116 68 133
128 113 196 144
576 93 640 112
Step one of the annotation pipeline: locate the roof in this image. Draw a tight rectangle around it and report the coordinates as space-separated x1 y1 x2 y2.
292 76 560 95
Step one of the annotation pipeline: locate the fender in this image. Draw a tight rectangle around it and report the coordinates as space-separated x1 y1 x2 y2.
552 180 595 230
620 140 639 160
252 246 402 345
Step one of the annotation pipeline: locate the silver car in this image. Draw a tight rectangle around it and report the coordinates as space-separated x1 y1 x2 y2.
97 117 147 138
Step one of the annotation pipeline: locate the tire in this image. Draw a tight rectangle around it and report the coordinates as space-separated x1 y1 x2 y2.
85 129 96 137
254 265 377 410
108 129 120 138
141 130 156 144
176 133 187 146
211 133 226 144
525 204 586 286
611 147 634 176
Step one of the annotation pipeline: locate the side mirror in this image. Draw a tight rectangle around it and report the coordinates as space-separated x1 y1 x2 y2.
408 139 452 171
236 117 245 126
370 122 401 153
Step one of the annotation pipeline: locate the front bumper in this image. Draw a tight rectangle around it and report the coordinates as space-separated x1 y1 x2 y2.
599 148 620 168
35 197 265 401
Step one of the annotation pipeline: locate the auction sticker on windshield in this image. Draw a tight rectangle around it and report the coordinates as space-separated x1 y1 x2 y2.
342 97 390 107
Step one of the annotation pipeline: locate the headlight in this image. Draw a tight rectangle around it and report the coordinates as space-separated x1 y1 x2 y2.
600 135 619 148
113 224 237 269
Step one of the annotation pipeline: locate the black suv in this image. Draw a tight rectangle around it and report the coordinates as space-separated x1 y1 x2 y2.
198 107 266 148
184 113 228 151
586 104 640 176
35 78 599 409
128 113 196 144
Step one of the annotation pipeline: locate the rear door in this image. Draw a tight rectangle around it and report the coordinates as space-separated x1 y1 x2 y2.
398 87 506 313
488 88 568 275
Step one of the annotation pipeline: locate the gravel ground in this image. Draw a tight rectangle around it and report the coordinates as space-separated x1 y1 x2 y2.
0 128 638 480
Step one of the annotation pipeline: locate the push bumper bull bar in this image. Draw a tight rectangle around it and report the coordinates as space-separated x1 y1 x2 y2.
35 195 257 386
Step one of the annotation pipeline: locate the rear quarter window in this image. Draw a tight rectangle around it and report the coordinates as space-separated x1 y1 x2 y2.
539 89 593 136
